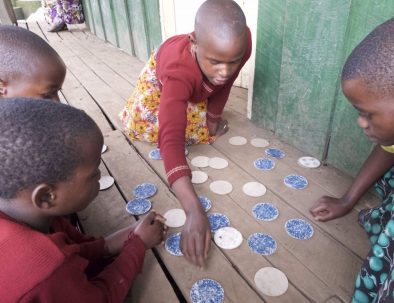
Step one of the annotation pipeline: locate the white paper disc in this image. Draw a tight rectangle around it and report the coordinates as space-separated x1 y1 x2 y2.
208 157 229 169
297 156 321 168
164 208 186 228
191 171 208 184
250 138 269 147
254 267 288 296
214 227 243 249
242 182 267 197
210 180 233 195
101 144 108 154
99 175 114 190
191 156 210 168
229 136 247 146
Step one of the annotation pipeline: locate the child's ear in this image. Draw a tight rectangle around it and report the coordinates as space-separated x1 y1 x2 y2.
189 33 197 45
31 184 56 210
0 79 7 97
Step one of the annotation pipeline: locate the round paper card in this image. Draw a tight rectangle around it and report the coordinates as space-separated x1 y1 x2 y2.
254 158 275 171
101 144 108 154
99 176 114 190
297 156 321 168
229 136 247 146
164 209 186 228
243 182 267 197
191 156 210 168
265 148 285 159
285 218 314 240
247 233 277 255
133 182 157 198
208 213 230 232
283 175 308 190
149 148 162 160
252 203 279 221
125 198 151 215
214 226 243 249
190 279 224 303
250 138 269 147
254 267 288 296
210 180 233 195
198 196 212 212
191 171 208 184
208 157 229 169
165 232 183 256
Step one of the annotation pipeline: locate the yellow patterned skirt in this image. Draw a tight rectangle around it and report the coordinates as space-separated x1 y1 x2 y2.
119 52 214 146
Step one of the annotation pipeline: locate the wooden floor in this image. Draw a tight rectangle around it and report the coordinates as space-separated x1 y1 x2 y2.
21 21 381 303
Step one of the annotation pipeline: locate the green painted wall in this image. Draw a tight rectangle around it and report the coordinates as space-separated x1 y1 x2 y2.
82 0 161 61
252 0 394 176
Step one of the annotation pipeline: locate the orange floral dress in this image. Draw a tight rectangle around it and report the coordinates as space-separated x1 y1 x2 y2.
119 52 214 146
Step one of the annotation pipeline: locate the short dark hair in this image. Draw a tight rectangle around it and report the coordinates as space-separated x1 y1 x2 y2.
0 98 101 199
0 25 63 81
342 17 394 96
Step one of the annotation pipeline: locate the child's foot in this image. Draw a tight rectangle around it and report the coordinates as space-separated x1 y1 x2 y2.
215 119 229 137
48 22 67 33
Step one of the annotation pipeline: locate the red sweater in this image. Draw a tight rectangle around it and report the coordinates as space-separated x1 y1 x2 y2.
156 28 252 185
0 212 145 303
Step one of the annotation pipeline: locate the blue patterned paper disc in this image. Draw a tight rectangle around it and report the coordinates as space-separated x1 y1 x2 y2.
125 198 151 215
247 232 277 255
149 148 162 160
283 175 308 190
265 148 285 159
190 279 224 303
208 213 230 232
165 232 183 256
254 157 275 171
252 203 279 221
132 182 157 198
285 218 314 240
198 196 212 212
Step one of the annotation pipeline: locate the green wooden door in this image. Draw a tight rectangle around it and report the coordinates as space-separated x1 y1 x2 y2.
252 0 394 176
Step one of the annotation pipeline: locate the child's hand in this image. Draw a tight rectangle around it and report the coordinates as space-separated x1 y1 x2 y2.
133 211 166 249
309 196 353 221
207 118 229 137
180 208 211 267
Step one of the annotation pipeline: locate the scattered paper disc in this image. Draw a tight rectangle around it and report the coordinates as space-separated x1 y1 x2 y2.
214 227 243 249
99 175 114 190
133 182 157 198
149 148 162 160
265 148 285 159
165 232 183 256
210 180 233 195
101 144 108 154
198 196 212 212
283 175 308 190
254 267 288 296
191 171 208 184
297 156 321 168
190 279 224 303
247 233 277 255
252 203 279 221
250 138 269 147
164 208 186 228
191 156 210 168
229 136 247 146
208 157 229 169
285 218 314 240
208 213 230 232
243 182 267 197
125 198 151 215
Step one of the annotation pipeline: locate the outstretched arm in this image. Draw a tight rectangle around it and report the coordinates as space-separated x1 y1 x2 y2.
310 145 394 221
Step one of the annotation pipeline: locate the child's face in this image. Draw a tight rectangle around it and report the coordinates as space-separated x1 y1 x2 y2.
3 57 66 101
194 35 246 86
342 77 394 145
52 132 103 215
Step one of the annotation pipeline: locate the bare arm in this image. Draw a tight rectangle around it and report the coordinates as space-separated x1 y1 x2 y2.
310 145 394 221
172 176 211 267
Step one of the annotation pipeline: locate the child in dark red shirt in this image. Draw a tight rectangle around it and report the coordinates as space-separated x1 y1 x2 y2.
0 98 165 303
120 0 251 267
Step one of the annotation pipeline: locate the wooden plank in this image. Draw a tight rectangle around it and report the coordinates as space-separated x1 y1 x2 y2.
0 0 16 25
102 130 267 302
98 0 118 46
112 0 134 55
327 1 394 176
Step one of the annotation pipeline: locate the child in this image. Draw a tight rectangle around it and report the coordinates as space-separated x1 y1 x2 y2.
120 0 251 267
0 98 166 303
309 18 394 302
0 25 66 101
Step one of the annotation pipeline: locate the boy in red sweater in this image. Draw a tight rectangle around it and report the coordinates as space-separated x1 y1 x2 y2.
120 0 251 267
0 98 165 303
